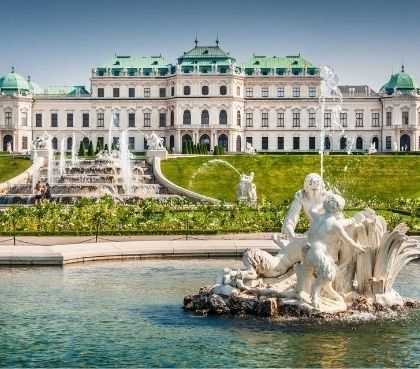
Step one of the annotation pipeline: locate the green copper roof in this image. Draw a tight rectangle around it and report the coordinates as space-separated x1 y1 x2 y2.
178 44 235 65
380 66 418 93
98 55 171 69
27 78 43 94
42 85 90 96
244 54 317 69
0 68 30 94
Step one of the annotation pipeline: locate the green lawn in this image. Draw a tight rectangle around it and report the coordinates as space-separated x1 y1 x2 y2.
161 155 420 204
0 155 32 183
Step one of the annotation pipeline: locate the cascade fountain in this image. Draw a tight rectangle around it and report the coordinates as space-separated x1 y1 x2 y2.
59 138 66 177
120 130 133 195
71 132 77 166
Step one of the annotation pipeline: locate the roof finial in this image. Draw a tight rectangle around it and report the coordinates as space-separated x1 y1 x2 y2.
216 33 220 46
401 64 405 73
27 75 31 82
11 66 15 73
194 33 198 47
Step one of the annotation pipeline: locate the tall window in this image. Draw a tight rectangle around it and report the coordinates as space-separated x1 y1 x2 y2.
371 112 380 127
128 112 136 127
293 111 300 128
236 86 240 96
202 85 209 95
183 86 191 95
159 88 166 98
128 137 135 151
293 137 300 150
67 137 73 151
113 112 120 127
277 112 284 127
308 111 316 127
51 113 58 128
113 88 120 98
219 110 227 125
402 111 409 125
277 136 284 150
128 87 135 98
308 87 316 98
170 111 174 126
261 112 269 127
144 112 151 127
82 113 89 128
340 136 347 150
35 113 42 127
386 111 392 126
201 110 209 126
237 111 241 126
22 136 28 150
220 85 227 95
324 112 331 128
309 136 316 150
183 110 191 125
246 137 253 146
261 87 269 97
97 88 104 97
144 87 151 98
97 112 104 127
52 137 58 150
356 112 364 127
261 136 268 150
277 87 284 97
4 111 12 127
340 112 348 127
356 137 363 150
386 136 392 150
246 87 253 97
159 112 166 127
292 87 300 97
171 86 175 96
246 112 253 127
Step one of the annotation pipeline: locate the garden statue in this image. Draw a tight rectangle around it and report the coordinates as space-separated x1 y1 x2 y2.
185 172 420 320
146 133 165 151
368 142 377 154
244 142 256 155
6 142 12 154
33 133 50 150
236 172 257 206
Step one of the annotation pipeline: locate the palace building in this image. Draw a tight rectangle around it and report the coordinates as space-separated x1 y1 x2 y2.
1 40 419 154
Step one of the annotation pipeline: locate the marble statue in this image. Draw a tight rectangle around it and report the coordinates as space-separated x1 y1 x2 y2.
188 172 420 317
236 172 257 206
368 143 377 154
33 133 50 150
146 133 165 151
244 142 256 155
6 142 12 154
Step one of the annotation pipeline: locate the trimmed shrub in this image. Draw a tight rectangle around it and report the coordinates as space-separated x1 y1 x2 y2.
78 142 85 157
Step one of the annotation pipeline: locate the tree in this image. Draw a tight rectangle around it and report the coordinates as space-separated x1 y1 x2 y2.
182 142 187 154
78 141 85 157
104 144 109 153
87 141 94 156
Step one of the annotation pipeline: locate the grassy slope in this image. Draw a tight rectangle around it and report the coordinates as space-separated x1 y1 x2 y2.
161 155 420 203
0 155 32 183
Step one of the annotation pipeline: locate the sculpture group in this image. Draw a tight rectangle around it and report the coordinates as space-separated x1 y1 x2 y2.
187 173 420 316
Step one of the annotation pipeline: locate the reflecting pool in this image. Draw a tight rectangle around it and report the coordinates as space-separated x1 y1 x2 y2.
1 259 420 367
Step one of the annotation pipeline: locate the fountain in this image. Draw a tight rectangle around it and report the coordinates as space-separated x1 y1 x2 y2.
120 130 133 195
184 173 420 321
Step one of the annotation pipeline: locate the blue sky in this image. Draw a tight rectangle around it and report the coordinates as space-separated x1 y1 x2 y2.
2 0 420 90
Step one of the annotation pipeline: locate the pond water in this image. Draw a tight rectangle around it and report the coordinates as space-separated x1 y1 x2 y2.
1 259 420 368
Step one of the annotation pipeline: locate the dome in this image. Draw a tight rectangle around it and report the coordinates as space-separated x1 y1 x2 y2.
380 65 418 95
0 67 31 95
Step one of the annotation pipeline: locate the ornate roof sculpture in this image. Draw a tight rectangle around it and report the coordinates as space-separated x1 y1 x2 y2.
380 65 419 95
0 67 31 95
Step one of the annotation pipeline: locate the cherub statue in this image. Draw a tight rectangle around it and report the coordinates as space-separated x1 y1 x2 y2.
236 172 257 206
244 142 256 155
297 194 365 309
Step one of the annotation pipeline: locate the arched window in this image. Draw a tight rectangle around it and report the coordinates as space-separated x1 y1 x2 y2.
2 135 13 152
183 110 191 125
82 137 90 149
199 134 210 151
182 134 192 147
67 137 73 151
236 86 241 96
183 86 191 95
218 134 228 151
237 110 241 126
340 136 347 150
52 137 58 151
202 85 209 95
324 136 331 151
219 110 227 125
170 110 174 126
169 135 175 151
220 85 227 95
201 110 209 125
356 137 363 150
372 136 379 150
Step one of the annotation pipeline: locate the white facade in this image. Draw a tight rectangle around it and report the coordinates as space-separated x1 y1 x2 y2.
1 46 419 154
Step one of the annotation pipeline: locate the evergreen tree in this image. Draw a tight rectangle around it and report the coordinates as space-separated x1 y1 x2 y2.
78 141 85 157
87 141 94 156
213 145 218 155
182 142 187 154
104 144 109 153
187 141 193 154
